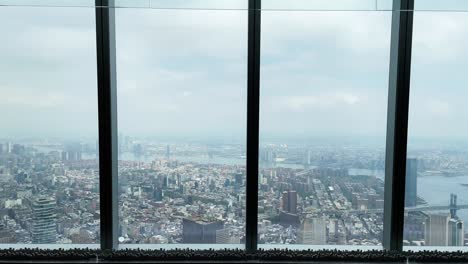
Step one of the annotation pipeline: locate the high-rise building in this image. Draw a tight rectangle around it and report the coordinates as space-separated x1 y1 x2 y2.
234 173 243 186
448 218 464 246
297 217 326 244
303 150 311 168
61 151 67 162
450 193 458 218
154 188 163 201
425 213 464 246
182 218 224 244
425 214 449 246
5 142 11 153
166 145 170 159
31 196 57 244
282 190 297 214
405 158 418 207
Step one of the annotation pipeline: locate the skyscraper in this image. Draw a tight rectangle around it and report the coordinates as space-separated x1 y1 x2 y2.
5 142 11 153
425 214 450 246
282 190 297 214
425 213 464 246
31 196 57 244
166 145 170 159
297 217 326 244
234 172 243 186
448 218 464 246
405 158 418 207
450 193 458 219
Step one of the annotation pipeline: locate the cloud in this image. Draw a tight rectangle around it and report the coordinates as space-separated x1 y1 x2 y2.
425 99 452 117
182 91 192 97
3 4 467 140
275 92 360 112
413 12 468 64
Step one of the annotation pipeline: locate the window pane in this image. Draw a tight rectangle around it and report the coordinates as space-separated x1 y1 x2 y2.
115 7 247 246
0 6 99 245
414 0 468 11
259 10 391 248
262 0 392 11
114 0 247 9
0 0 94 7
404 11 468 248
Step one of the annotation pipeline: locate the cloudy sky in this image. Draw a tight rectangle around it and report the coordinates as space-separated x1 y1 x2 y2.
0 0 467 145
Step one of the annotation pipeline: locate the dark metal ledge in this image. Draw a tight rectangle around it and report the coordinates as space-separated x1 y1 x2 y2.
1 249 468 263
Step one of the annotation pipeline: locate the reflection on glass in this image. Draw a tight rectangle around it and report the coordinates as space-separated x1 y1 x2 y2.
115 8 247 245
404 12 468 248
415 0 468 11
262 0 392 11
0 6 99 244
259 11 391 247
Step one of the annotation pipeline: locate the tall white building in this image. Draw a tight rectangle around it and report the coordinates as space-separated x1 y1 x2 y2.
448 218 464 246
425 213 464 246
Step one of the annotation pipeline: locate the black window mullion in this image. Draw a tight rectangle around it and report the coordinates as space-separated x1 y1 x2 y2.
383 0 414 251
95 0 119 251
246 0 261 252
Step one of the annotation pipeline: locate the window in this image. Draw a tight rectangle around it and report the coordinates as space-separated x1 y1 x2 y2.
0 4 99 245
1 0 467 255
114 3 247 246
258 5 392 247
403 8 468 248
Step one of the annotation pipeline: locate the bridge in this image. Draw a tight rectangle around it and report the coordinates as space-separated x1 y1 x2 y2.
320 194 468 215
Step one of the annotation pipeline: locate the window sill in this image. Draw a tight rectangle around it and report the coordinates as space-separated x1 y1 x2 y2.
1 248 468 263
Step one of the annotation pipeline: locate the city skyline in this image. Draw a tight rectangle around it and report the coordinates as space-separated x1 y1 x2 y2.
1 138 468 246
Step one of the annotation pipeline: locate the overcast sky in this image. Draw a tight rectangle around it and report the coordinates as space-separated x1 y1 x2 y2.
0 1 467 144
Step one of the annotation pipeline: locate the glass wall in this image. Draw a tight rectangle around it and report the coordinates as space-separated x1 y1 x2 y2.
2 0 468 251
403 10 468 248
0 5 99 244
258 8 392 247
115 4 247 246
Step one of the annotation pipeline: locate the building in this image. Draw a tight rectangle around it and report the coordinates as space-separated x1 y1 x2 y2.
166 145 170 159
425 213 464 246
282 190 297 214
448 218 464 246
31 196 57 244
0 223 16 243
279 211 300 227
216 228 240 244
404 211 426 243
153 188 163 202
405 158 418 207
234 173 243 186
61 151 67 162
297 217 326 244
182 218 224 244
425 214 449 246
5 142 11 154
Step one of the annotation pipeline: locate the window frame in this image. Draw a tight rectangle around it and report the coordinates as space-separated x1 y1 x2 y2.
0 0 422 252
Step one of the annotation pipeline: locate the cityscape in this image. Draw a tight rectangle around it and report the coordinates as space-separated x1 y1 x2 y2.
0 136 466 247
